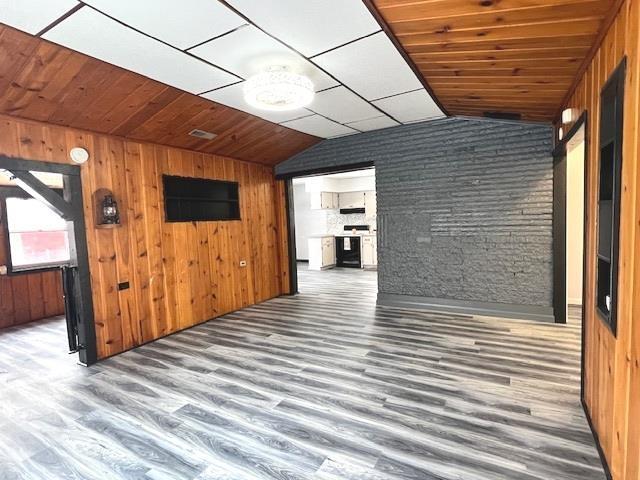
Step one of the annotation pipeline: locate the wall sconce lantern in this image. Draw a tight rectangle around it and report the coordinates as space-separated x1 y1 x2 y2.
93 188 122 228
102 194 120 224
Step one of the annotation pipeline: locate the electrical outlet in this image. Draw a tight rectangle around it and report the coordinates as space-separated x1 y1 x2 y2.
118 281 130 291
239 260 247 267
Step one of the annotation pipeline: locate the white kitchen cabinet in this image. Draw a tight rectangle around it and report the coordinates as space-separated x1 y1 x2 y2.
310 191 338 210
338 191 366 209
361 235 377 268
308 236 336 270
364 191 376 217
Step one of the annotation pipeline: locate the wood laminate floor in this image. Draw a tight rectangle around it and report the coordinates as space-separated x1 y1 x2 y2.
0 266 604 479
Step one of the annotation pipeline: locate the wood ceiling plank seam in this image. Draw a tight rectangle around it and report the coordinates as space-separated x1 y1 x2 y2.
0 28 41 95
216 0 418 124
110 87 184 137
374 0 609 18
76 72 149 132
2 43 75 120
398 19 607 45
403 35 598 53
44 58 118 126
383 1 609 25
17 50 90 122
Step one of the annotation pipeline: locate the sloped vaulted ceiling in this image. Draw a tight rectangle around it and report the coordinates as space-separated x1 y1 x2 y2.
369 0 621 122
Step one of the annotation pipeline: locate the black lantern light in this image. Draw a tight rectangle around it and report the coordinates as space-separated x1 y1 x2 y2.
101 194 120 224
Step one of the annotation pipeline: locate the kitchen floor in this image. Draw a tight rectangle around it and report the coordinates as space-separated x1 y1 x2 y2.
0 269 603 479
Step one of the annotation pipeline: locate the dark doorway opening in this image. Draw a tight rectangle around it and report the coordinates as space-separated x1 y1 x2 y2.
0 156 96 366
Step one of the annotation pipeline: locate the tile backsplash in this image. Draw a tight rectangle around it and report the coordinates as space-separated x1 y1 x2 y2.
327 211 376 234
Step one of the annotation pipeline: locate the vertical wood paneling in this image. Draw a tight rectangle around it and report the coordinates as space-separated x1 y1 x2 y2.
0 114 288 359
561 1 639 478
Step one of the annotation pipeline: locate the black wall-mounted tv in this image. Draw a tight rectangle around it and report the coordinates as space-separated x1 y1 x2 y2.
163 175 240 222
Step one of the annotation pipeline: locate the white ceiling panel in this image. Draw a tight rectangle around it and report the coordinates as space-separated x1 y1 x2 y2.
43 8 239 94
314 32 423 101
202 82 313 124
309 87 382 124
346 115 399 132
281 115 357 139
0 0 78 34
225 0 380 57
190 25 338 91
373 90 444 123
82 0 246 50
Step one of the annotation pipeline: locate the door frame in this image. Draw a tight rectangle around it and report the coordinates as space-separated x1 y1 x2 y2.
551 110 590 399
0 155 97 365
276 161 376 295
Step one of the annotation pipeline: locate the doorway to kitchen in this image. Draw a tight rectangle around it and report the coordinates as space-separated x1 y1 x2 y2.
289 166 378 294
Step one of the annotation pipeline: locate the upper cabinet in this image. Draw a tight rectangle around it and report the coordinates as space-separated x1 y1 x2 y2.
364 191 376 217
310 191 339 210
338 191 366 209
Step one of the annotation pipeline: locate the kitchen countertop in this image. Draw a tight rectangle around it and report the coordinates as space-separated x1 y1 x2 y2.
308 233 376 238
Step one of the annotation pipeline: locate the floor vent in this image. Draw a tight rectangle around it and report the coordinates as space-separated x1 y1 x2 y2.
188 129 217 140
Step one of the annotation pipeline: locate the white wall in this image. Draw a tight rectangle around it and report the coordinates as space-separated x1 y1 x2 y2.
293 184 328 260
566 135 585 305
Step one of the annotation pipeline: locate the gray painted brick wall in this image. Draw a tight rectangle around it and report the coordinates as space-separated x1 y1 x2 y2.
277 117 554 309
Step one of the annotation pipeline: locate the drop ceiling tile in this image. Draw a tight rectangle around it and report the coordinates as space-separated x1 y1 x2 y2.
372 90 444 124
0 0 78 34
203 82 313 124
43 8 239 94
190 25 338 91
309 86 381 124
346 115 399 132
314 32 423 101
281 115 357 139
82 0 246 50
225 0 380 57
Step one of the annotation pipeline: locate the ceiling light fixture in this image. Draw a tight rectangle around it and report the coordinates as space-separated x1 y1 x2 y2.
244 66 314 112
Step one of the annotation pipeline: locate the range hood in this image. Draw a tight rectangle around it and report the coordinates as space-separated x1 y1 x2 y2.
340 207 365 214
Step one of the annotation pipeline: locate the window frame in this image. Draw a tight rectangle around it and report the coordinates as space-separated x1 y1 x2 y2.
0 186 71 275
595 57 626 336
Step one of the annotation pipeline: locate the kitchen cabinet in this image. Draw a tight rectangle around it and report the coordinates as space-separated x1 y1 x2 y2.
308 236 336 270
310 191 338 210
338 191 366 209
364 191 376 217
361 235 377 268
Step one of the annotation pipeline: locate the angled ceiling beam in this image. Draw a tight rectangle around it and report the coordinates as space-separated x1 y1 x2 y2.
5 169 74 220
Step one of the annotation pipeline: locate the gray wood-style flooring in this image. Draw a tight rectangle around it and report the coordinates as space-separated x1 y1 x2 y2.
0 266 604 479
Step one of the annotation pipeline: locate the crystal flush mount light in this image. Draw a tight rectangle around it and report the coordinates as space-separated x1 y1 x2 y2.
244 66 314 111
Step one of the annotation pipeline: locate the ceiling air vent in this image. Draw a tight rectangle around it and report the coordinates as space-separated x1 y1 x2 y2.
483 111 522 121
188 129 217 140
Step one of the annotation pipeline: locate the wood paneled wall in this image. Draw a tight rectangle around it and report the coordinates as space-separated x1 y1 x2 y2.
0 114 290 359
561 0 639 478
0 211 65 328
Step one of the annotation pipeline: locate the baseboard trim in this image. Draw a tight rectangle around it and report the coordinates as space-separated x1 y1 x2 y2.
582 399 613 480
376 293 555 322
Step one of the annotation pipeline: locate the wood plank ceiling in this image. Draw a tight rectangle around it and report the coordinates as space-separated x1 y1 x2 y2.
370 0 620 121
0 24 319 166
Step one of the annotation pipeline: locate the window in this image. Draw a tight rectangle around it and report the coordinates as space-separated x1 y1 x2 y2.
5 196 70 271
596 58 626 335
163 175 240 222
